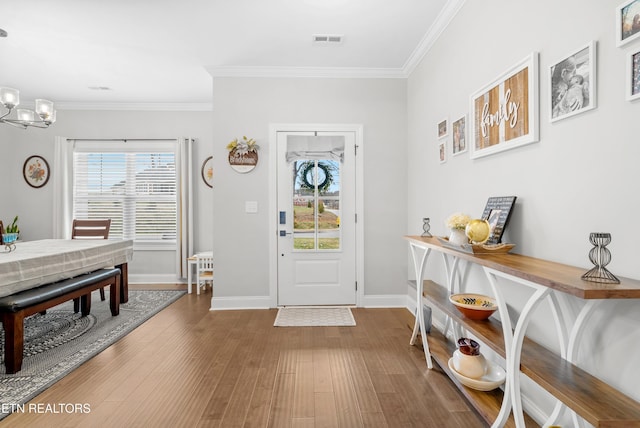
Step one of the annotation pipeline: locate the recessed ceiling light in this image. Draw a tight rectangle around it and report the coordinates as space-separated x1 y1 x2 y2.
88 86 111 91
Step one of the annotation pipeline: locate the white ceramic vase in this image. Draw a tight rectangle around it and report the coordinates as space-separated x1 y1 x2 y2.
449 228 468 246
452 349 487 379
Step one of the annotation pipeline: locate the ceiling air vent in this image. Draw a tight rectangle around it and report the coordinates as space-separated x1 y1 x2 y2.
313 34 343 45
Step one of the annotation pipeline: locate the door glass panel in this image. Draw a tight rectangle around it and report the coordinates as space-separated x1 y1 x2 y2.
292 159 341 251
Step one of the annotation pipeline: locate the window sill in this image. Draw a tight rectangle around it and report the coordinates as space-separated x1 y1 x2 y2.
133 242 177 252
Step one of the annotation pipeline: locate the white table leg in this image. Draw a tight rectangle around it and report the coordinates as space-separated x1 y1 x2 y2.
409 243 433 369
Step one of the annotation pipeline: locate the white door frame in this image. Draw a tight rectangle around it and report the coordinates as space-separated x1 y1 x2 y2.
268 123 364 308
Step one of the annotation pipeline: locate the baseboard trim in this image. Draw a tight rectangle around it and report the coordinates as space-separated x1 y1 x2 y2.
129 274 181 284
361 294 410 308
210 296 272 311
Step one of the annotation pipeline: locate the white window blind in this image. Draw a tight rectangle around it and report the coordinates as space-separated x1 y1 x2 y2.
72 142 177 244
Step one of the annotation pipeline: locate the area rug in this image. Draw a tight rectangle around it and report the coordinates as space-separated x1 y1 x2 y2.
274 306 356 327
0 289 185 420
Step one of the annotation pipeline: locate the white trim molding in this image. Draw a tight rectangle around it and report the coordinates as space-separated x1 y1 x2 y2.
56 102 213 112
402 0 467 75
208 66 406 79
268 123 365 308
210 296 272 311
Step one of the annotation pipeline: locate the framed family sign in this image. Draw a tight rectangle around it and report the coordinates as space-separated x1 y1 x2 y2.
470 52 539 159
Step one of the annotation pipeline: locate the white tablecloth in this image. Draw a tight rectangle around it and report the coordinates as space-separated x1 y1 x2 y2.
0 239 133 298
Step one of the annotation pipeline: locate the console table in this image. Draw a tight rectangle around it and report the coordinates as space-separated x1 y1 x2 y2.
405 235 640 428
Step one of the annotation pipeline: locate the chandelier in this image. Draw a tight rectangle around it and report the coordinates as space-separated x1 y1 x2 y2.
0 87 56 129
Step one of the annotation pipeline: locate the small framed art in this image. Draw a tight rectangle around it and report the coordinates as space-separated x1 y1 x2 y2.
627 48 640 101
480 196 517 244
452 116 467 155
616 0 640 47
550 41 597 122
23 155 50 188
437 118 448 138
439 141 447 164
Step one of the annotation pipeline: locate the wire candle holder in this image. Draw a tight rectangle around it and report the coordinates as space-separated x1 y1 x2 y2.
422 218 432 237
581 232 619 284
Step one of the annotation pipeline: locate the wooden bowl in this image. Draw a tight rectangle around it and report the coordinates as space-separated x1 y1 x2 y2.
449 293 497 320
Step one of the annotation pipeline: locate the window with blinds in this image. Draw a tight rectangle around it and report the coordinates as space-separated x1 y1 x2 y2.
73 146 177 244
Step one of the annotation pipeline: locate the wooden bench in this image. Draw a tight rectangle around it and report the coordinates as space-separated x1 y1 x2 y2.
0 268 121 374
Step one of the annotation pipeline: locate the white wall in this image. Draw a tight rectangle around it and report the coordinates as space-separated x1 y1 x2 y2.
209 77 408 304
0 109 213 280
407 0 640 423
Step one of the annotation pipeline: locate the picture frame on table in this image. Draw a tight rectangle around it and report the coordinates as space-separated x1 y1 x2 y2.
452 115 467 155
23 155 50 189
437 118 448 138
480 196 517 244
470 52 539 159
616 0 640 47
550 41 597 123
201 156 214 188
438 140 447 164
627 48 640 101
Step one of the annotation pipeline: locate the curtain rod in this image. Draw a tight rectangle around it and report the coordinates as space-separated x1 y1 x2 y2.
66 138 183 142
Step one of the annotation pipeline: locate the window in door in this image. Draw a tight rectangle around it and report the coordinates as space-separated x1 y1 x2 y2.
292 159 341 250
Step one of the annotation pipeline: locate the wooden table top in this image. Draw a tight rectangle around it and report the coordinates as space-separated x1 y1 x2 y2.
405 235 640 299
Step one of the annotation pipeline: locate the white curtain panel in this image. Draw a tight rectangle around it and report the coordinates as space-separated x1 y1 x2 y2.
52 136 74 239
177 137 194 278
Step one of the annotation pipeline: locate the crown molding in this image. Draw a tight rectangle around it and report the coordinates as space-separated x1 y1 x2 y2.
402 0 466 76
56 102 213 111
208 66 406 79
208 0 465 80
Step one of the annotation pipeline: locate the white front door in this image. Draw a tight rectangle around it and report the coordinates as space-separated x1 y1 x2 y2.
276 131 357 306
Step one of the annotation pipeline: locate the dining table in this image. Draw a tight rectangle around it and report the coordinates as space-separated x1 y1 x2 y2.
0 238 134 302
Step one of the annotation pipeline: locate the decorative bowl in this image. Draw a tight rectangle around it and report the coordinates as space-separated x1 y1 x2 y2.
448 357 506 391
449 293 498 320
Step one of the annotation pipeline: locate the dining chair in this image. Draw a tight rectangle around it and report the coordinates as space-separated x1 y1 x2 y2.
195 254 214 295
71 219 111 311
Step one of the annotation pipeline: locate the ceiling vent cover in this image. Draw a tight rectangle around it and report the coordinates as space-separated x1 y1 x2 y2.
313 34 343 45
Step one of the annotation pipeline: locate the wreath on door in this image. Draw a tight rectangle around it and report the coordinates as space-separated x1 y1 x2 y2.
299 161 334 193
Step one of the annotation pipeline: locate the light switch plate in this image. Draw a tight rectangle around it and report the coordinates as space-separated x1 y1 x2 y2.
245 201 258 213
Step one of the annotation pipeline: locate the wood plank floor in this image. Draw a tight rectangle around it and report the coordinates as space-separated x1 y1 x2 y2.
3 285 486 427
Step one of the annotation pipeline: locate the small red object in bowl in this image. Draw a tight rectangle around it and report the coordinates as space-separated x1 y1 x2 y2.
449 293 497 320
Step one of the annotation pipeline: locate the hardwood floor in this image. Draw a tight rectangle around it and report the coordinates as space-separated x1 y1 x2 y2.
3 285 485 427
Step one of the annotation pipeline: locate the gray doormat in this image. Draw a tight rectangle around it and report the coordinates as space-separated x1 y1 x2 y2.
274 306 356 327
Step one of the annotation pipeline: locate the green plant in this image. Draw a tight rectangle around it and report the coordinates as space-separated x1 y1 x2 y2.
5 216 19 234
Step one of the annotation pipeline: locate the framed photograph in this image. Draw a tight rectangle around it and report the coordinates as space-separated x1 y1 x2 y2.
627 48 640 101
438 140 447 164
23 155 50 188
616 0 640 47
452 115 467 155
470 52 539 159
550 41 597 123
201 156 214 188
437 118 448 138
480 196 517 244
